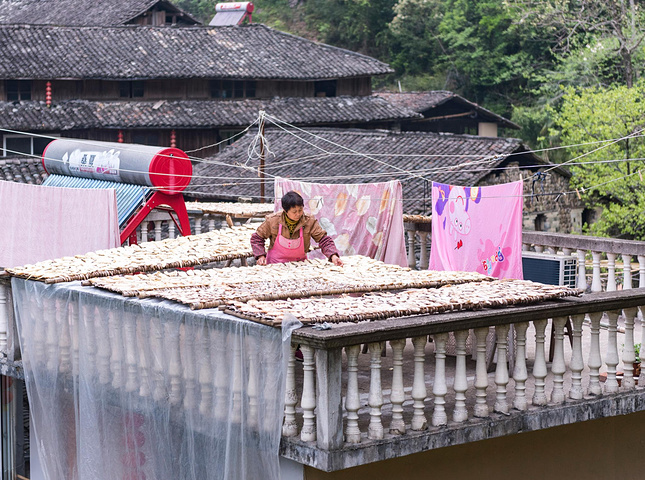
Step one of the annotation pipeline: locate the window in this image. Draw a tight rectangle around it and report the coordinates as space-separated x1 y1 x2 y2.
314 80 337 98
119 81 145 98
218 129 243 148
132 132 160 146
6 80 31 101
2 134 53 157
210 80 256 99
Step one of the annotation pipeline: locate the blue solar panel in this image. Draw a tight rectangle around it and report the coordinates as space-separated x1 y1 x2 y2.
42 174 151 228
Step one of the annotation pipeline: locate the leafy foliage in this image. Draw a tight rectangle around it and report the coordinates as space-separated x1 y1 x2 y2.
552 83 645 239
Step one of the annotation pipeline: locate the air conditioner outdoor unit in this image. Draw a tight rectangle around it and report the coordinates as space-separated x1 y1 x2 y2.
522 251 578 288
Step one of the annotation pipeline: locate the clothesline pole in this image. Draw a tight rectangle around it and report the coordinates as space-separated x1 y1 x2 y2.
259 113 266 203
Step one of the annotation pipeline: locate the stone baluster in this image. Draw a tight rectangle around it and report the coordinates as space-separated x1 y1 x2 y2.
640 308 645 387
213 330 228 423
623 254 633 289
168 220 176 239
638 255 645 288
604 310 620 393
577 250 588 291
547 247 556 254
622 307 638 390
562 248 572 256
141 221 149 242
282 344 298 437
389 339 406 434
606 253 617 291
95 307 112 384
70 303 80 377
45 299 59 372
494 324 510 414
513 322 529 411
473 327 490 417
208 216 216 232
165 320 183 406
522 243 530 251
368 342 384 439
432 333 448 426
587 311 603 396
194 215 203 235
83 304 97 376
315 347 343 450
344 345 361 443
532 319 548 405
183 322 198 412
551 316 568 404
406 230 417 269
453 331 469 423
300 345 317 442
154 220 163 241
108 310 124 390
137 313 151 398
418 231 430 270
591 251 602 292
198 323 212 417
411 336 428 430
123 313 139 393
569 314 585 400
150 315 166 402
246 335 259 430
534 245 544 253
231 334 242 424
59 303 72 374
0 281 8 352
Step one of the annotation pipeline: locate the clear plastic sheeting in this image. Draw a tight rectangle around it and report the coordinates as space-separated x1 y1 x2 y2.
11 278 294 480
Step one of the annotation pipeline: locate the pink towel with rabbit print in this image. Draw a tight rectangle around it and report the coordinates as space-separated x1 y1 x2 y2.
429 181 523 279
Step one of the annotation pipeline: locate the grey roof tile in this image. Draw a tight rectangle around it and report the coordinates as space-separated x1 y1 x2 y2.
0 0 198 26
0 97 419 129
375 91 520 129
0 24 393 80
189 128 548 214
0 156 47 184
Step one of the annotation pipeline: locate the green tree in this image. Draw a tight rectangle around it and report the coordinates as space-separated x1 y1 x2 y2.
553 82 645 239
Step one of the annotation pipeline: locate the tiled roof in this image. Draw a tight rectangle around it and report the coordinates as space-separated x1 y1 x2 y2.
0 0 198 26
189 128 549 214
375 91 520 129
0 97 419 130
0 156 47 184
0 24 393 80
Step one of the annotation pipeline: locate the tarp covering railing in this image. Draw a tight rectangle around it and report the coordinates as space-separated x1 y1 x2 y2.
12 278 294 480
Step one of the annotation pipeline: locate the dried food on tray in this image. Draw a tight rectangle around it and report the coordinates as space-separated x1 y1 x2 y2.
223 280 582 326
185 201 275 217
86 256 494 304
5 225 257 284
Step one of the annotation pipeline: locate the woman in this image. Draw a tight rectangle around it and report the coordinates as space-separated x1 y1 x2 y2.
251 191 343 266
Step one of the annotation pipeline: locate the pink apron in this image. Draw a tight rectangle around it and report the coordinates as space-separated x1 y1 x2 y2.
266 223 307 264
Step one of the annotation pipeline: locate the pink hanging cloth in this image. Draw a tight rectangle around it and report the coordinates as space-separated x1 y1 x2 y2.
274 178 408 267
428 181 524 279
0 180 120 268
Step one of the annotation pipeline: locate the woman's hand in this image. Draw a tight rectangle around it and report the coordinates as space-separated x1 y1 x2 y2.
256 255 267 266
331 254 343 266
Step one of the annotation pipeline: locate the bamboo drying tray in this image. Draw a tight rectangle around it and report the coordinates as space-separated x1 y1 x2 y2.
86 256 493 306
5 225 257 284
223 280 582 326
185 201 275 218
402 214 432 224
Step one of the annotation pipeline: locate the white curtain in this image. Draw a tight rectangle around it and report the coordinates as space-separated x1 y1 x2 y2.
12 278 295 480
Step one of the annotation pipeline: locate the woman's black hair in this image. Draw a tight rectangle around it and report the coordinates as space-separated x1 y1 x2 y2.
282 191 304 211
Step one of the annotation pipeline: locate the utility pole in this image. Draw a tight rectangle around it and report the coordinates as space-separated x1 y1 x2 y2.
259 113 266 203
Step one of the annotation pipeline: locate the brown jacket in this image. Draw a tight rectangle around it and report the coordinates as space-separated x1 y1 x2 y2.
250 211 339 259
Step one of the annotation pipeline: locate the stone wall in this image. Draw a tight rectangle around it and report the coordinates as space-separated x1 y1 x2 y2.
478 162 584 234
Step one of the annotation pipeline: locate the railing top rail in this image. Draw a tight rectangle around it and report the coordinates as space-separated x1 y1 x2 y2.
291 289 645 349
522 231 645 256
